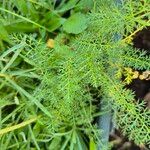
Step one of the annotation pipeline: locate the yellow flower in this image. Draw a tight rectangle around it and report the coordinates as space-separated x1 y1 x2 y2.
132 71 139 79
139 75 145 80
47 39 55 48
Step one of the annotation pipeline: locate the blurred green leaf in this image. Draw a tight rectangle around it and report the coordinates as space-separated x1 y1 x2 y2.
14 0 28 14
40 12 66 32
0 23 11 43
56 0 79 13
47 16 66 32
63 12 87 34
76 0 94 11
76 132 87 150
90 138 96 150
12 0 37 19
5 22 37 33
33 122 42 137
9 57 22 68
48 137 62 150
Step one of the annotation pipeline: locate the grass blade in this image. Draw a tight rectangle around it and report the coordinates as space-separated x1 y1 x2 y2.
0 42 25 59
5 76 52 118
0 7 51 32
0 116 38 136
1 46 24 73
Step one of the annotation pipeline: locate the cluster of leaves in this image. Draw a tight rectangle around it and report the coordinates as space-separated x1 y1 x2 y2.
0 0 92 49
0 0 98 149
0 0 150 149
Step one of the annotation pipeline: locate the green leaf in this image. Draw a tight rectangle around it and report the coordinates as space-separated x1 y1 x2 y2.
14 0 28 14
1 43 25 73
40 12 66 32
0 23 11 43
48 137 62 150
33 122 42 137
63 13 87 34
76 132 87 150
0 39 4 50
12 0 37 19
56 0 79 13
60 135 71 150
76 0 94 11
5 22 37 33
47 16 66 32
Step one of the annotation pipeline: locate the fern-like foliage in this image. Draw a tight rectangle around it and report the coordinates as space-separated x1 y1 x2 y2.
1 0 150 149
26 0 150 147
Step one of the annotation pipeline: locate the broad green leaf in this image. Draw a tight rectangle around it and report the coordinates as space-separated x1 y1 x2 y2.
63 13 87 34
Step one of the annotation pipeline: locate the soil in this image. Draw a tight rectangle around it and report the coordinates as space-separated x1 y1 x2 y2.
133 27 150 53
110 129 142 150
129 27 150 108
110 27 150 150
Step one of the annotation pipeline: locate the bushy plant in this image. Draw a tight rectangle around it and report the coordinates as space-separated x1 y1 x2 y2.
0 0 150 149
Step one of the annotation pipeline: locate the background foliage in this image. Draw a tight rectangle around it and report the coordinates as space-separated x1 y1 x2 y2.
0 0 150 149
